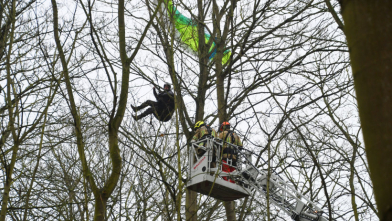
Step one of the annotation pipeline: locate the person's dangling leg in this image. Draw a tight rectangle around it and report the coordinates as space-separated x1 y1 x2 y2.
131 100 157 112
132 108 154 121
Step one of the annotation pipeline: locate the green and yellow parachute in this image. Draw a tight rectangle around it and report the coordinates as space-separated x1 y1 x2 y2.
164 0 231 65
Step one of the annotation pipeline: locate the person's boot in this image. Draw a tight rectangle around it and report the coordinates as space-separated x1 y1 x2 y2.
131 105 138 112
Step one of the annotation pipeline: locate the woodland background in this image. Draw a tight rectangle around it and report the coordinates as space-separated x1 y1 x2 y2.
0 0 386 220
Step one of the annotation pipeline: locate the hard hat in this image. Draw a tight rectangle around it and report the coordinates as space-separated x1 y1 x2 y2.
194 121 205 129
219 122 230 131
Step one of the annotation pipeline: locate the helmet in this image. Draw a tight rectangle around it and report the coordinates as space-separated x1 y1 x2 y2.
194 121 205 129
219 122 230 131
163 83 171 91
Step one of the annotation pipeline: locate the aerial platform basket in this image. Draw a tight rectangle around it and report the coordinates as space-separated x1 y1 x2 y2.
187 173 250 201
186 137 328 221
186 137 252 201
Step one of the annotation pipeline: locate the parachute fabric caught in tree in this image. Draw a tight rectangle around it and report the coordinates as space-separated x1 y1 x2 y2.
163 0 231 65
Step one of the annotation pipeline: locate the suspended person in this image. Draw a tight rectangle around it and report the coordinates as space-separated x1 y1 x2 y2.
131 83 175 122
218 121 243 183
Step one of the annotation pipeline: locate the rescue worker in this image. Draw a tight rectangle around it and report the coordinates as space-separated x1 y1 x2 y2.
218 121 243 183
131 83 175 122
191 121 217 157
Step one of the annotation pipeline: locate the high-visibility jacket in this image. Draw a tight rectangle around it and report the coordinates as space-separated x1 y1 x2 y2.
192 125 217 156
192 125 217 142
218 130 243 160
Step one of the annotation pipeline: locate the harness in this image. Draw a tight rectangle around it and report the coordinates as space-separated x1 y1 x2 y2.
222 130 238 161
200 125 213 140
224 130 236 144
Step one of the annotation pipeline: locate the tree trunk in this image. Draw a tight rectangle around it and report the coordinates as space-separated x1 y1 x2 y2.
0 145 18 221
186 189 198 221
195 0 209 121
0 177 12 221
339 1 392 220
223 201 236 221
94 193 107 221
213 1 237 218
1 2 17 217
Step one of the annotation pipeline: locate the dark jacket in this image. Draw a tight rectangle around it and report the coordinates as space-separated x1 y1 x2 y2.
153 88 175 121
154 88 174 108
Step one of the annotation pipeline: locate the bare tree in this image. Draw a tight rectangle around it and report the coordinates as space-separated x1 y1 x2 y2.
49 0 158 219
